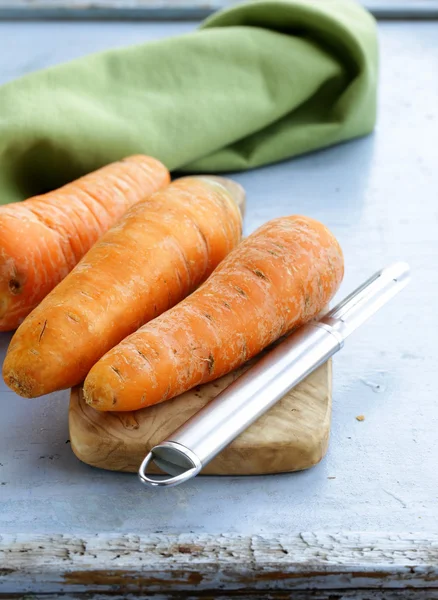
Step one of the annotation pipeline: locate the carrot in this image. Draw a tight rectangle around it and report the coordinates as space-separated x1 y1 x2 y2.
82 216 344 412
0 155 170 332
2 177 243 398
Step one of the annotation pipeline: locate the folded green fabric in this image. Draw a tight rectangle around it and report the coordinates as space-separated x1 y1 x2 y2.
0 0 378 205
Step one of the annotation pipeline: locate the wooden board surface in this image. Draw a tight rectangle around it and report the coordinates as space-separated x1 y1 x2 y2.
69 359 332 475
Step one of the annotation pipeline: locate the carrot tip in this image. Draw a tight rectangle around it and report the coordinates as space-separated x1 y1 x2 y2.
82 384 109 411
3 371 34 398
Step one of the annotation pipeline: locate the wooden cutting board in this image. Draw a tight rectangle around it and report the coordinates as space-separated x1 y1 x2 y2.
69 359 332 475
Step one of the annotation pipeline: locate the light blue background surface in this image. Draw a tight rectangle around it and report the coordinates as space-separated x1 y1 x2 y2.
0 20 437 534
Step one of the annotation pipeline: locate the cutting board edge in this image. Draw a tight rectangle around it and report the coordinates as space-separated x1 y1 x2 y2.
69 360 332 476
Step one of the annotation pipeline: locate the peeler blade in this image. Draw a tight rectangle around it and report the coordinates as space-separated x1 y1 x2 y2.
323 262 411 340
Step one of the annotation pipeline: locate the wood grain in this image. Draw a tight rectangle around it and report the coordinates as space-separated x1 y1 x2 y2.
2 593 436 600
1 532 438 597
69 360 331 475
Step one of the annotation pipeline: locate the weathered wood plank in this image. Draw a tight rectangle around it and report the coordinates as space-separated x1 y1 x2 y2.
0 0 437 20
1 592 438 599
1 533 438 596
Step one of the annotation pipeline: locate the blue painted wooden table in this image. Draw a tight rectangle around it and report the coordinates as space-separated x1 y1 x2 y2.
0 18 437 598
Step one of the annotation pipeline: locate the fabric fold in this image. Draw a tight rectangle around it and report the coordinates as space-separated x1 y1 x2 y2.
0 0 378 205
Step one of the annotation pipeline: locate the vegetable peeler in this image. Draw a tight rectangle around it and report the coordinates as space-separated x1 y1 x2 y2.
138 262 410 488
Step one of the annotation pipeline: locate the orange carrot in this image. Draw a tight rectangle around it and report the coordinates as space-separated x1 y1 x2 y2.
83 216 344 412
0 155 170 331
2 177 243 398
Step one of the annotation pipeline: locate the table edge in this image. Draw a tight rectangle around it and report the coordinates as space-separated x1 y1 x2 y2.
1 532 437 594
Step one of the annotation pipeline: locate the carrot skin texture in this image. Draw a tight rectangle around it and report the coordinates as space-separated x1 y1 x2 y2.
0 155 170 331
2 177 242 398
83 216 344 412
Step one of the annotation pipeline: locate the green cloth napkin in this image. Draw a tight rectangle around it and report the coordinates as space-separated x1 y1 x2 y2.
0 0 378 205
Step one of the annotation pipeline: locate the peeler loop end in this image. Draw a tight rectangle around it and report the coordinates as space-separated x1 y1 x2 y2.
138 443 202 488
